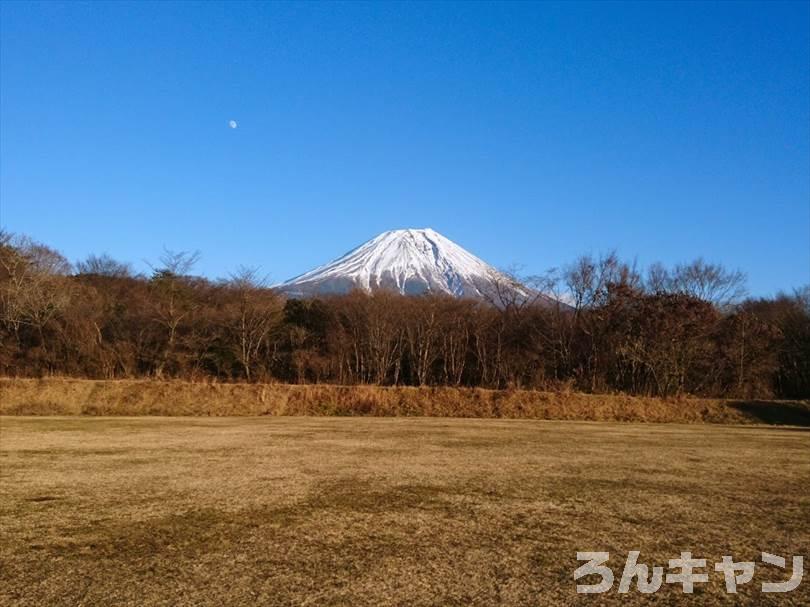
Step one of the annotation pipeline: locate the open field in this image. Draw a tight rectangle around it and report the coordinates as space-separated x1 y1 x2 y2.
3 378 810 425
1 417 808 605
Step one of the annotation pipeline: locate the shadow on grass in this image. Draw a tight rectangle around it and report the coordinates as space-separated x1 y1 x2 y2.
728 400 810 427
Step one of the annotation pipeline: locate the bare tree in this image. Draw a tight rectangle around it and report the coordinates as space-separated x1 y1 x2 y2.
75 253 133 278
148 249 201 377
645 262 670 294
224 266 282 381
564 252 640 311
366 292 405 384
667 259 747 308
439 299 473 385
481 265 541 311
403 296 440 385
0 233 72 355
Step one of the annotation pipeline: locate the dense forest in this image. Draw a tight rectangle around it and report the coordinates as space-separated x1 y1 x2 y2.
1 231 808 398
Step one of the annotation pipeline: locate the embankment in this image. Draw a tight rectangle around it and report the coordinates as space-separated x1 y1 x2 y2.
2 378 809 425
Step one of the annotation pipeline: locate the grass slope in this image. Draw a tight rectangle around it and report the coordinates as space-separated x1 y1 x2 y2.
2 378 810 425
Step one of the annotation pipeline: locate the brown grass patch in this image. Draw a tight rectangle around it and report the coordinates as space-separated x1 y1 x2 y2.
0 417 808 605
1 377 809 425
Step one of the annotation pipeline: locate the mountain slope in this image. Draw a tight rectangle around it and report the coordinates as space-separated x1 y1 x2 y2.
277 228 540 303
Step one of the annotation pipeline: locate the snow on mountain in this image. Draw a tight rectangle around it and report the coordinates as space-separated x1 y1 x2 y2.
277 228 547 304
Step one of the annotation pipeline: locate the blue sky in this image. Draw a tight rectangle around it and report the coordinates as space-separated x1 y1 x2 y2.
1 1 808 295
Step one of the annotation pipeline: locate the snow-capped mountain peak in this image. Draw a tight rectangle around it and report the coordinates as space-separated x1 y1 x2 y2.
278 228 530 302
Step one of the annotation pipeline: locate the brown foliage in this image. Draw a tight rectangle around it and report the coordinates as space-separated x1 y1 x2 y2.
1 233 807 398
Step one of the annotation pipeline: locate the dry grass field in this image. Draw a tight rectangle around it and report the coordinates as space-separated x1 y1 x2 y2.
4 378 810 425
1 416 808 606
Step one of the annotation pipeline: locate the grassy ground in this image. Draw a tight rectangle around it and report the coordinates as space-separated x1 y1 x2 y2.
4 378 810 425
1 417 808 606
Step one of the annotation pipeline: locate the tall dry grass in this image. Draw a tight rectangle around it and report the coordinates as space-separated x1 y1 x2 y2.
2 378 808 424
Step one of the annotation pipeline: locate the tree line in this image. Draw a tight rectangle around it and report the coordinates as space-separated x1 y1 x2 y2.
2 231 808 398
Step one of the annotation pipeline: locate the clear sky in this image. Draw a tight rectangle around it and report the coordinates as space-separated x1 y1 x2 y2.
1 1 808 295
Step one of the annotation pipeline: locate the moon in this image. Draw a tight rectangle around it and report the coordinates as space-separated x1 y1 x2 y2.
228 120 238 129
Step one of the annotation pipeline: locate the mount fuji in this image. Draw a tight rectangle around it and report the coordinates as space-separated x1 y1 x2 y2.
277 228 545 304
